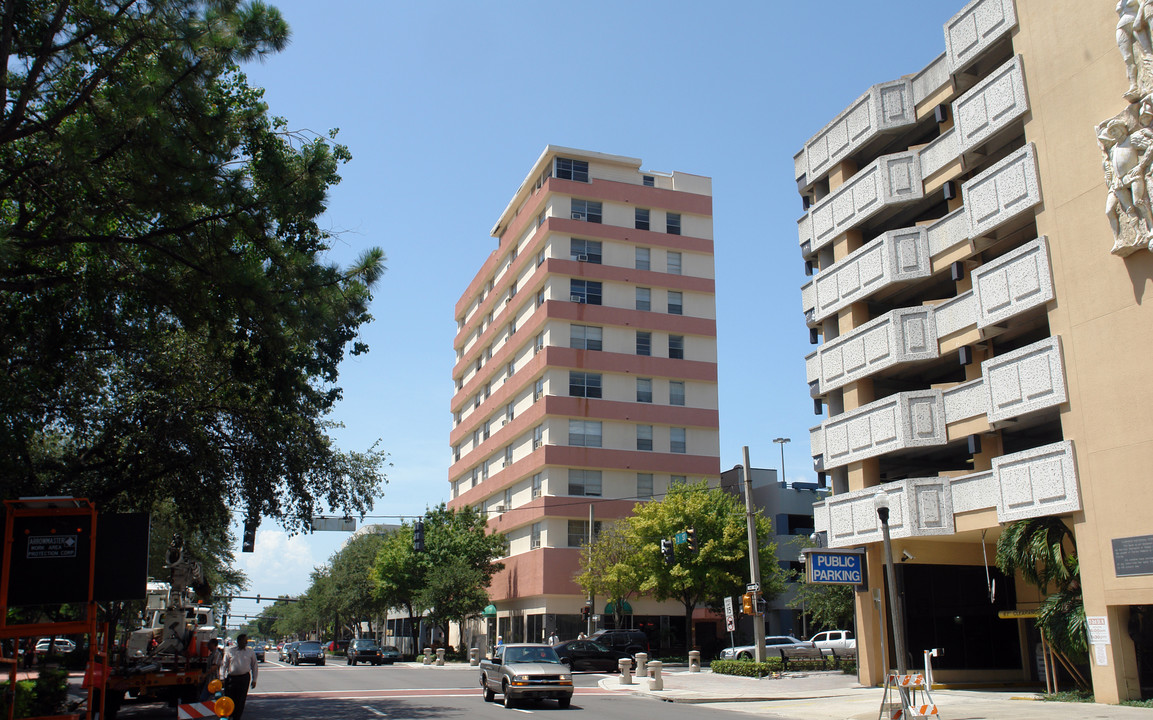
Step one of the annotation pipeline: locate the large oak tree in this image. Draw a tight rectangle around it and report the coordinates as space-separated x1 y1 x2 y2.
0 1 388 545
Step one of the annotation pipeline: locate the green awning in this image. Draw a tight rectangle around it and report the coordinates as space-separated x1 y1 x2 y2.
482 604 497 617
604 600 632 614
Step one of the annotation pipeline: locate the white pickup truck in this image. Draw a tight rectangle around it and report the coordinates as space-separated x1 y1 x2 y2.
809 629 856 655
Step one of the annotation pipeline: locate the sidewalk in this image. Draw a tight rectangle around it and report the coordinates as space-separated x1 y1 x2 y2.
597 668 1153 720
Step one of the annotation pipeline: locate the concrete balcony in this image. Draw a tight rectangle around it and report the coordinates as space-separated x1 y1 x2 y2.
945 0 1018 74
811 333 1066 470
953 56 1028 155
796 79 917 187
813 440 1079 548
807 237 1054 393
802 144 1042 322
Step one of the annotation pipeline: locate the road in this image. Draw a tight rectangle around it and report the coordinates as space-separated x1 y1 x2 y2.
108 657 741 720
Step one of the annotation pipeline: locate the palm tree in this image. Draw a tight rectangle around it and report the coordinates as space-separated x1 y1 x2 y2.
995 517 1088 690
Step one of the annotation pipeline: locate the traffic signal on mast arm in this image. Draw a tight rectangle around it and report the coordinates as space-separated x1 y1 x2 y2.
413 519 426 552
242 519 257 553
660 538 675 566
686 526 697 554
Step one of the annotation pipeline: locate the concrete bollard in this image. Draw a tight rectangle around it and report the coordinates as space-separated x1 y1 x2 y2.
435 648 445 666
647 660 663 691
618 657 633 685
423 647 432 665
633 652 649 676
469 648 481 666
688 650 701 673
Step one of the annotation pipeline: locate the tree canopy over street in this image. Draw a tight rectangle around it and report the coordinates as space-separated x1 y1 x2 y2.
0 1 389 544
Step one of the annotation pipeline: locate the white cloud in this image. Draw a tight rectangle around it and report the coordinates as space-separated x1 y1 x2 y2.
238 529 317 600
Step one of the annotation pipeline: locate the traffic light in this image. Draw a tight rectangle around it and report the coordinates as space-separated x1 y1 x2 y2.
755 594 766 614
660 538 675 566
413 519 425 552
741 592 753 615
242 519 257 553
686 526 697 554
580 605 590 621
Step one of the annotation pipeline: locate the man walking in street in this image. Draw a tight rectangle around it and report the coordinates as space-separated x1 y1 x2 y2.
222 634 259 719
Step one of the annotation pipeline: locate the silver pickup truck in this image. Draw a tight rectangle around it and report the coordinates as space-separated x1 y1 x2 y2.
479 643 574 708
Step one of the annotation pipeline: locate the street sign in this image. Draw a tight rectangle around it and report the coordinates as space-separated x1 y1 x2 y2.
723 595 734 618
746 582 760 592
808 550 864 584
674 531 687 545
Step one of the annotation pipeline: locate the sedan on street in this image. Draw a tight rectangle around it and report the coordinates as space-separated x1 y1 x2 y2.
552 640 630 672
719 635 811 660
289 641 326 666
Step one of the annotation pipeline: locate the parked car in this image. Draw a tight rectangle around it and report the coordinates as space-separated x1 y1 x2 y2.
346 639 384 666
480 643 573 708
719 634 811 661
587 629 650 656
290 641 325 666
552 639 630 672
34 638 76 655
379 645 402 665
253 643 265 662
278 641 297 662
809 629 856 655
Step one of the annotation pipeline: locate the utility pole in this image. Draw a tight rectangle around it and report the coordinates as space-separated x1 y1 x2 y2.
741 446 766 662
587 503 595 638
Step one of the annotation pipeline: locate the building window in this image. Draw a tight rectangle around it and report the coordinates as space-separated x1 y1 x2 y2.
667 251 682 275
666 213 681 235
637 377 653 403
533 378 545 402
453 444 461 462
454 410 462 425
669 334 684 359
569 371 602 398
537 249 546 267
534 332 545 354
635 208 650 231
570 324 603 351
503 445 513 467
484 381 491 399
670 427 686 454
671 475 686 485
483 420 491 441
571 238 602 264
570 279 602 305
571 199 602 223
637 425 653 451
535 289 545 308
636 287 651 311
506 402 515 423
507 320 516 337
643 175 655 187
667 291 683 315
537 211 546 227
568 519 602 547
555 157 589 182
532 424 543 450
503 488 512 509
471 467 480 487
568 420 602 447
568 468 603 496
506 361 515 382
637 473 654 499
636 247 650 271
481 461 489 480
531 522 542 549
669 381 685 406
636 331 652 356
532 472 542 497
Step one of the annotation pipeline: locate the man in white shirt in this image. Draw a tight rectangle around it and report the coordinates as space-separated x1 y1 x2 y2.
221 633 259 719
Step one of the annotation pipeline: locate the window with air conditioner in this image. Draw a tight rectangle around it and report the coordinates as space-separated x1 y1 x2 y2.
531 522 542 549
570 238 602 264
571 199 602 223
532 424 543 450
568 519 603 547
570 280 602 305
532 472 542 497
533 378 544 402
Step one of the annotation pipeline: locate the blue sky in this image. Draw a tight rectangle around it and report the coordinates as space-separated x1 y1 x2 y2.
228 0 958 619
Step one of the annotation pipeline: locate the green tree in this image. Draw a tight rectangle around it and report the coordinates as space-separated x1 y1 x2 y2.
369 524 428 653
574 521 640 630
785 536 855 634
0 1 389 537
628 480 784 654
416 505 506 648
995 517 1088 689
326 532 387 638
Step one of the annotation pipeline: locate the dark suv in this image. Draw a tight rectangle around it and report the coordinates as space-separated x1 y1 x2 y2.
346 638 384 666
588 629 650 655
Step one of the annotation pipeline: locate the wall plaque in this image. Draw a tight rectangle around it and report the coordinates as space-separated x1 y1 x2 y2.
1112 534 1153 577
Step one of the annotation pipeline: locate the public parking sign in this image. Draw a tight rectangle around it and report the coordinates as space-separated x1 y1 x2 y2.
806 549 865 585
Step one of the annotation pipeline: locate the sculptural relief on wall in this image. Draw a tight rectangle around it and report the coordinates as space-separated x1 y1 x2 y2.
1103 1 1153 255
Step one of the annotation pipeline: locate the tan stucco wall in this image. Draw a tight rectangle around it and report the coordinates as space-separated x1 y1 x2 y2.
1016 0 1153 702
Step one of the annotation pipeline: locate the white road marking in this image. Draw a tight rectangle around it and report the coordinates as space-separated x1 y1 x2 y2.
361 706 387 716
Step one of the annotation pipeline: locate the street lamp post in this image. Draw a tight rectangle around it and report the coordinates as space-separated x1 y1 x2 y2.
772 437 790 483
874 493 909 709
